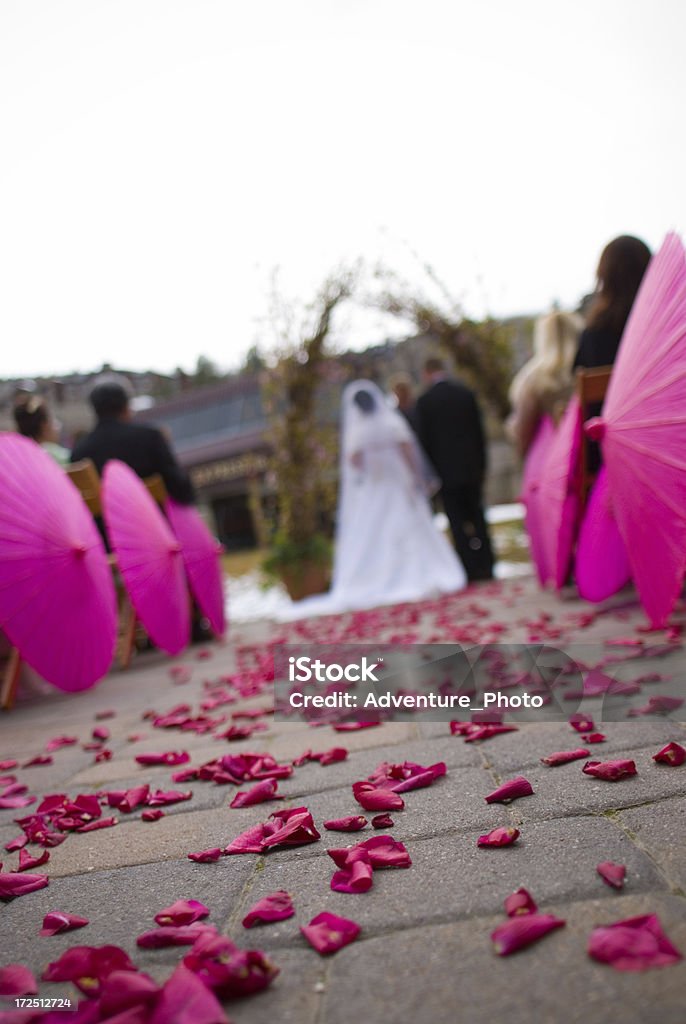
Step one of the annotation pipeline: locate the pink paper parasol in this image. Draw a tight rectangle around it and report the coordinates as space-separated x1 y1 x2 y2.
165 499 226 637
521 414 555 585
102 461 190 655
0 434 117 690
538 397 582 590
586 232 686 627
575 467 631 602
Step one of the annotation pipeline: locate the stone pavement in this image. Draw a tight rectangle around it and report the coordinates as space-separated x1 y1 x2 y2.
1 576 685 1024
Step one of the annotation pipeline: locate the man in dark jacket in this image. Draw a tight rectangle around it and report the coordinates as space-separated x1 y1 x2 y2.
71 381 194 505
415 357 494 581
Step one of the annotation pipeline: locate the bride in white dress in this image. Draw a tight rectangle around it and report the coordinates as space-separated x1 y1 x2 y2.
284 380 467 617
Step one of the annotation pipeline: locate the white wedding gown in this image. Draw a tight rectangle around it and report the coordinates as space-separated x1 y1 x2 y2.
281 381 466 619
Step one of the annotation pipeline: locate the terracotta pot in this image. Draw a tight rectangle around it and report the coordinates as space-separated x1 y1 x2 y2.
280 561 330 602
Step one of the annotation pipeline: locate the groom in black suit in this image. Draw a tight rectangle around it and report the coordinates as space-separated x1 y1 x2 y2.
415 357 494 581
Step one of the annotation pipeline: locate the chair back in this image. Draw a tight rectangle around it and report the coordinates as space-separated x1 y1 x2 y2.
576 366 612 502
65 459 103 516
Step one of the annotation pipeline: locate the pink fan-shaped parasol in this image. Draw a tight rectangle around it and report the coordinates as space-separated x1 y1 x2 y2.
0 434 117 690
538 397 582 590
575 467 631 602
586 232 686 627
521 414 555 585
102 461 190 655
165 499 226 637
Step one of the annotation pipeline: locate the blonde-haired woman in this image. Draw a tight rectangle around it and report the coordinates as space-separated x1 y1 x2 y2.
506 310 581 457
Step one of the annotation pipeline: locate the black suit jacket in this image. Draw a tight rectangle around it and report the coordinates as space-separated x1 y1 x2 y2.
71 419 195 505
415 379 487 488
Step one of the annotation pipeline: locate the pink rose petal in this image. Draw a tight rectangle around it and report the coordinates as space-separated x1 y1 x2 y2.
324 816 368 832
142 809 165 822
0 964 38 996
484 776 534 803
588 913 683 971
582 759 637 781
492 913 566 955
229 778 282 808
188 848 223 863
352 782 405 811
504 888 538 917
150 964 230 1024
17 848 50 871
242 891 295 928
570 713 595 733
137 925 214 949
0 870 49 900
155 899 210 927
329 849 374 894
183 930 279 997
301 911 360 955
99 969 160 1017
42 945 137 995
135 751 190 766
653 742 686 766
597 862 626 890
40 910 90 936
477 826 520 848
371 813 394 829
541 748 590 766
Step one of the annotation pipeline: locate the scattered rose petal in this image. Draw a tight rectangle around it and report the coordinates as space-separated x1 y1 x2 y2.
242 891 295 928
147 789 193 806
155 899 210 927
582 759 637 781
45 736 78 752
352 782 405 811
581 733 606 744
42 944 137 994
0 870 49 900
261 807 321 850
597 862 626 890
188 848 223 863
107 785 150 813
135 752 191 766
317 747 348 766
76 816 118 832
150 964 230 1024
329 849 374 894
40 910 90 936
300 911 361 955
588 913 683 971
492 913 566 955
570 714 595 733
17 848 50 871
0 964 38 996
0 759 18 771
653 742 686 766
183 930 279 997
137 925 214 949
371 813 394 829
504 888 538 917
477 826 520 848
142 809 165 822
484 776 534 803
99 969 160 1017
324 816 368 832
230 778 282 808
23 755 53 767
92 726 110 741
541 748 590 766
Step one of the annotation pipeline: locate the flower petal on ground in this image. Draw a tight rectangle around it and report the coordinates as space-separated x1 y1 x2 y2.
42 945 137 995
352 782 405 811
230 778 282 808
541 749 590 766
99 970 160 1017
188 848 223 863
317 747 348 766
371 813 394 829
260 807 321 850
492 913 565 955
183 931 279 997
504 888 538 917
356 835 412 868
154 899 210 927
150 964 230 1024
17 848 50 871
137 925 214 949
582 760 637 781
484 777 534 803
0 964 38 996
300 911 361 955
142 809 165 822
653 742 686 766
569 713 595 733
0 870 49 900
597 862 627 890
324 816 368 832
329 849 374 894
135 752 191 766
242 891 295 927
40 911 90 936
477 826 520 848
588 913 683 971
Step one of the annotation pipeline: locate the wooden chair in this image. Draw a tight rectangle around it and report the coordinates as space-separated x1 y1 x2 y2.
576 366 612 505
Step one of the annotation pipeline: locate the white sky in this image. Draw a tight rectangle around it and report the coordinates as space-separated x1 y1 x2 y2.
1 0 684 377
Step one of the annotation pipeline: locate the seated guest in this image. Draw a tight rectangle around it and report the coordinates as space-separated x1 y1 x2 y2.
71 381 194 504
574 235 652 370
13 395 70 466
506 310 581 456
